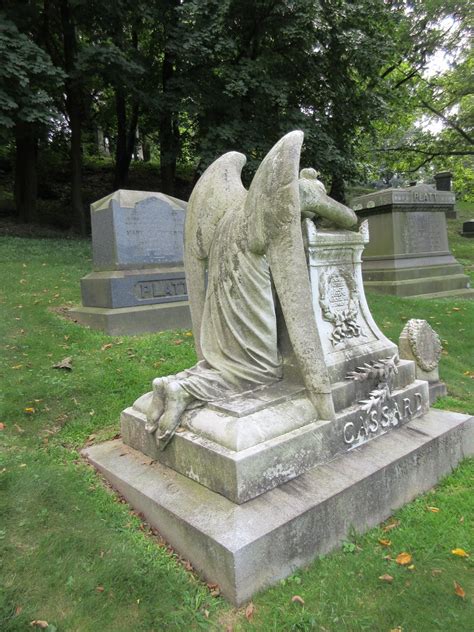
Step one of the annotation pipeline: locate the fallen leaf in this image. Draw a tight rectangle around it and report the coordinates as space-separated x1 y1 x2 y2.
390 627 402 632
383 519 400 532
245 602 255 621
452 307 460 311
451 548 469 558
96 585 105 593
207 582 221 597
173 339 183 345
11 364 23 369
396 552 412 565
24 407 35 414
379 539 391 547
203 609 209 619
15 606 22 616
378 574 393 583
291 595 305 605
0 422 5 430
101 343 113 351
426 506 440 512
185 331 193 336
52 357 73 371
407 565 415 570
454 581 465 599
30 622 49 629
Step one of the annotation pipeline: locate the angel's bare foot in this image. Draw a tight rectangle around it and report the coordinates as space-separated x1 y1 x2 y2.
156 381 194 450
145 377 168 433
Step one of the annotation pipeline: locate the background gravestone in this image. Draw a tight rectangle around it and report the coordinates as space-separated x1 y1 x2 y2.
69 190 191 335
351 183 473 299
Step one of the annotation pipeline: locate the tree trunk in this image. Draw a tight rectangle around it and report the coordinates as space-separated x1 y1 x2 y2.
329 173 345 204
142 137 151 162
60 0 86 235
114 87 128 189
159 1 180 195
159 50 179 195
14 121 38 223
113 88 139 190
69 98 85 232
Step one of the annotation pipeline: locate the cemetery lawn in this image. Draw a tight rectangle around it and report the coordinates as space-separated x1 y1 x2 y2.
1 205 473 631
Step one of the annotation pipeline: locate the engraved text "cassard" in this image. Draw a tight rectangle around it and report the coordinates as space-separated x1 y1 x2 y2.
343 392 423 445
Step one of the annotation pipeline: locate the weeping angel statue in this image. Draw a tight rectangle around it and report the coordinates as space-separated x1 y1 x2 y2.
145 131 357 449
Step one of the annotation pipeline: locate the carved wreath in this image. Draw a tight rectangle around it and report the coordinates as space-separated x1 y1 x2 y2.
319 269 362 345
406 319 442 372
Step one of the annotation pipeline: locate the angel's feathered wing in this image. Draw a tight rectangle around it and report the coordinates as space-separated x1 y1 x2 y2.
244 131 336 420
184 151 247 358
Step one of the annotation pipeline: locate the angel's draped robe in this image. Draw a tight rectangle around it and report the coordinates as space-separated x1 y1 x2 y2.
177 205 283 401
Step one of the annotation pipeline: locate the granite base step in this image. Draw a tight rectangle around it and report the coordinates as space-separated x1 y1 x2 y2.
363 273 470 297
68 302 192 336
406 288 474 300
83 408 473 606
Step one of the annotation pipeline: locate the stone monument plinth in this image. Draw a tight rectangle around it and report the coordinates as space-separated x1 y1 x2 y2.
352 184 473 299
69 190 192 335
83 134 473 606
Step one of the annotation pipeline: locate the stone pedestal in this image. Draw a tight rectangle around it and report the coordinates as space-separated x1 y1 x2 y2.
352 184 473 299
69 190 192 335
121 225 431 504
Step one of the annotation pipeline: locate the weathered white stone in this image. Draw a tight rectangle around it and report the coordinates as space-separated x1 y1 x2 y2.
142 132 360 449
399 319 447 403
85 131 468 605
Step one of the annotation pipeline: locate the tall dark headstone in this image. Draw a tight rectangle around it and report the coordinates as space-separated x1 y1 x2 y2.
434 171 452 191
434 171 457 218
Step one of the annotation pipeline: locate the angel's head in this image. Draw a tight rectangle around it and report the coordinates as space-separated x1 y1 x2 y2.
299 168 327 194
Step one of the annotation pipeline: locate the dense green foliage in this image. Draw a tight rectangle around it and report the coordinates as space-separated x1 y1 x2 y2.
0 1 472 230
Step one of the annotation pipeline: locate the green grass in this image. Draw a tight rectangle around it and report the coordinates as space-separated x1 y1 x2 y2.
0 205 473 630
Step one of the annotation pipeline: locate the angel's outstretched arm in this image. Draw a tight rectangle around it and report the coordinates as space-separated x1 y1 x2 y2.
298 168 357 228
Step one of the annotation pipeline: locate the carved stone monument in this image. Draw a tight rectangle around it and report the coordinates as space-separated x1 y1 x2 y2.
69 190 191 335
84 133 473 605
352 184 473 299
399 319 447 404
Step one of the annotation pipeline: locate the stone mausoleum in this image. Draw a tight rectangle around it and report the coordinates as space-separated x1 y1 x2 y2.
352 183 473 299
